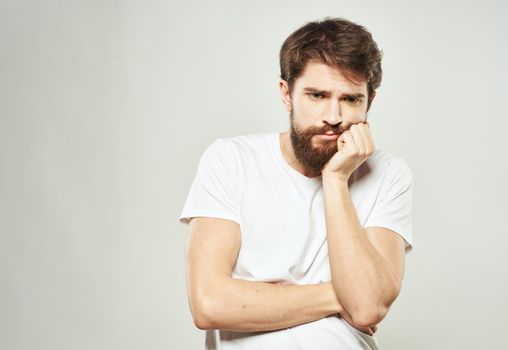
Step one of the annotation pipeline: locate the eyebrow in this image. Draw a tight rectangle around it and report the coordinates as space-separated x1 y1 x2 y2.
303 87 365 98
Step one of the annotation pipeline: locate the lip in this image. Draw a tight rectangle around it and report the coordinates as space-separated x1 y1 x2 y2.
317 133 339 141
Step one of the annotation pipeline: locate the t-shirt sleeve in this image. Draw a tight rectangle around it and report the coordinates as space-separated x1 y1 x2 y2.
178 138 240 225
364 157 414 253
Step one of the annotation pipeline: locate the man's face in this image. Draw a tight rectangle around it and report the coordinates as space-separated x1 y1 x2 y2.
281 60 372 174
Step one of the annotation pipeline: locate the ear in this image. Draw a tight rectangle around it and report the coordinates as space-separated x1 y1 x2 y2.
366 91 376 112
279 79 292 112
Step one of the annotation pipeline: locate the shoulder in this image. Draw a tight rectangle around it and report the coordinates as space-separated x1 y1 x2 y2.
199 132 277 173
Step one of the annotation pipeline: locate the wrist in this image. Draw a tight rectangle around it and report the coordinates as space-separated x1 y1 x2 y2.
322 174 349 188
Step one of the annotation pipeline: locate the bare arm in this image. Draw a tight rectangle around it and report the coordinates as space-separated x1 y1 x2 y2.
320 123 408 329
185 217 342 332
323 177 406 328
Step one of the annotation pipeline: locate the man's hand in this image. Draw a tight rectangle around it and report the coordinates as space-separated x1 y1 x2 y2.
321 122 375 182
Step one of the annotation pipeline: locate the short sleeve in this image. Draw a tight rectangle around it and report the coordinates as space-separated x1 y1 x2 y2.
179 139 240 225
364 157 414 253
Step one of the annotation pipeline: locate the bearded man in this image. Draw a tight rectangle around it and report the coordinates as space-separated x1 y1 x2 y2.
179 17 413 350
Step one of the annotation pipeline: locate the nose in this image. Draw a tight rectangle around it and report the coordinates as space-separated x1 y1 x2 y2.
322 99 342 126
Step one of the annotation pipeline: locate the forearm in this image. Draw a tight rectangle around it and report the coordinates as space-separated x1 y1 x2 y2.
322 176 398 326
192 278 341 332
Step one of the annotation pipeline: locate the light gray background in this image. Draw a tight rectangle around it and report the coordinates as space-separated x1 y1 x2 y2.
1 0 507 349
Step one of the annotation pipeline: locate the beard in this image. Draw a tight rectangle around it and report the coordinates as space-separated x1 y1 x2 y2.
289 111 346 175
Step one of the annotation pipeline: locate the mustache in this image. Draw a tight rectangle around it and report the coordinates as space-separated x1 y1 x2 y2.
310 124 349 135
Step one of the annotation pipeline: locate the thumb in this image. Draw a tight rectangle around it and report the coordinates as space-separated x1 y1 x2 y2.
337 139 345 152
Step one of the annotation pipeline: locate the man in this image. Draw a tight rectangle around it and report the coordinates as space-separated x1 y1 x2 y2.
179 17 413 350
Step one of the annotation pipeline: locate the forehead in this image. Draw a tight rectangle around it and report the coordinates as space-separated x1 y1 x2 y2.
294 60 367 94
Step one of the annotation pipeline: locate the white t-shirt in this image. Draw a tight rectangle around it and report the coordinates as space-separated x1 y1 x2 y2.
179 132 414 350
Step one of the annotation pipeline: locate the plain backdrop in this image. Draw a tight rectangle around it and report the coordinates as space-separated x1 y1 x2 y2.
1 0 507 349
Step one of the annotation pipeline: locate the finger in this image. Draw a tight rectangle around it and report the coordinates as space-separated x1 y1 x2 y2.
337 133 346 151
349 125 365 155
341 131 358 154
357 123 373 155
363 122 376 152
337 138 345 152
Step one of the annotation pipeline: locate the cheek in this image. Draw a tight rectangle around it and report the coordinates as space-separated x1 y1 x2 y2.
342 104 368 121
294 99 323 120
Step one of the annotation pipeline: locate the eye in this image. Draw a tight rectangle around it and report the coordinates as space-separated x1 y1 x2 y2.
345 96 363 104
308 92 325 100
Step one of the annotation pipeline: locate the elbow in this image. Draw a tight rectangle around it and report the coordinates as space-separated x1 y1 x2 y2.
352 284 400 328
189 283 228 330
351 305 388 328
344 277 401 328
188 275 232 330
350 294 397 328
190 294 217 330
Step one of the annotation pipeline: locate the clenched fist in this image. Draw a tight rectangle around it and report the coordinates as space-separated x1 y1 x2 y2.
321 122 375 182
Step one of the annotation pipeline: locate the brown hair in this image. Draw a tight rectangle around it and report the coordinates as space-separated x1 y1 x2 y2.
279 17 383 104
